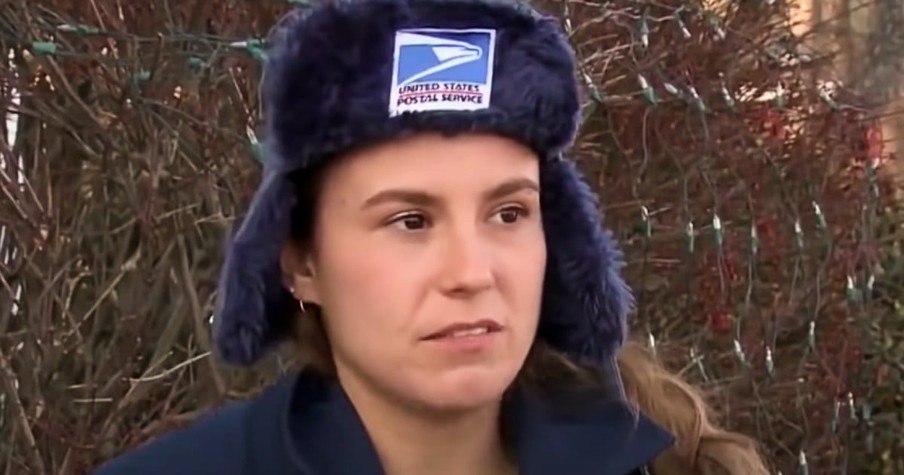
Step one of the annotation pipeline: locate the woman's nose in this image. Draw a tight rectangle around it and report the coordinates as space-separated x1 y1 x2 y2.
437 228 495 297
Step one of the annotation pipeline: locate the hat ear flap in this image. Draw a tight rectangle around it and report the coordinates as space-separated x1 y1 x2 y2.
214 168 298 365
538 158 633 363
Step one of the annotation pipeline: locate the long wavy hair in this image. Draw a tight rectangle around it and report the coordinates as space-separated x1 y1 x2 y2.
285 163 772 475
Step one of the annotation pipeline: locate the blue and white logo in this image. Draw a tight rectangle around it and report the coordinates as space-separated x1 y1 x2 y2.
389 28 496 116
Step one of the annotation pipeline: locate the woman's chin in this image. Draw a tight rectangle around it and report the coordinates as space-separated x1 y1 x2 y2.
409 366 516 411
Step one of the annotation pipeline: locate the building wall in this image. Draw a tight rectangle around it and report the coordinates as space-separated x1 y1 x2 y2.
792 0 904 191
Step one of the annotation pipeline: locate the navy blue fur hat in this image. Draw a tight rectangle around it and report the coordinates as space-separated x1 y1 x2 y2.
214 0 634 370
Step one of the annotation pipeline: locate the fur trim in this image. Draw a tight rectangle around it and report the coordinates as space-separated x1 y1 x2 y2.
214 167 297 365
261 0 580 169
538 158 632 363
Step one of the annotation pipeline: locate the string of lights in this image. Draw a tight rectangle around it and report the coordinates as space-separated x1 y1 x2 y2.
0 0 901 473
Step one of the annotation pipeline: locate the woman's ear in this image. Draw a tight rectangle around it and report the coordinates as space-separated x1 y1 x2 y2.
280 242 321 305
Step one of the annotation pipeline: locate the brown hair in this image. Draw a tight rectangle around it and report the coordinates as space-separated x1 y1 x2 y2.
617 340 772 475
293 312 771 475
286 165 771 475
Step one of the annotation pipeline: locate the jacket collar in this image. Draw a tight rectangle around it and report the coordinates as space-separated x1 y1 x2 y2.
280 370 674 475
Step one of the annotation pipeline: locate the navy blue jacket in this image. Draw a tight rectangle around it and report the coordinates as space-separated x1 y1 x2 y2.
95 370 674 475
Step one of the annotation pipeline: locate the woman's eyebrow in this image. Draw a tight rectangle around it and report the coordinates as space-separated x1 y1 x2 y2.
482 177 540 201
360 177 540 211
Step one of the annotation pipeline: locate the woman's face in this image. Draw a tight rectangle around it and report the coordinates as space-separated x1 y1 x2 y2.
286 133 546 413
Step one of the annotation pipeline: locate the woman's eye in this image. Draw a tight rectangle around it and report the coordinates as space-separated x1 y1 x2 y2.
494 206 527 224
389 213 428 230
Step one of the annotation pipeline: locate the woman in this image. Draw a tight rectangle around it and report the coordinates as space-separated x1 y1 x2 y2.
96 0 771 474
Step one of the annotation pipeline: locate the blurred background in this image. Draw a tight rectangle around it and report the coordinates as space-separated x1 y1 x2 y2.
1 0 903 473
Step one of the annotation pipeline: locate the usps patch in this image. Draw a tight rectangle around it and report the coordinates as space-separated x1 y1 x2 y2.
389 28 496 116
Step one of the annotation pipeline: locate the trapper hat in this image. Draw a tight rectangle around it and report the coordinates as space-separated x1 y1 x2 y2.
214 0 634 371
